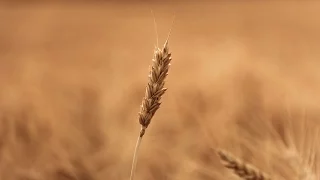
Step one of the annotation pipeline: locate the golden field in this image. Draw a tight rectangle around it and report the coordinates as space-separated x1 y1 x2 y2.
0 1 319 179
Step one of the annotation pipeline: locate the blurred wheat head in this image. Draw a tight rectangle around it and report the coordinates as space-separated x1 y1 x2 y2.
216 117 320 180
217 149 271 180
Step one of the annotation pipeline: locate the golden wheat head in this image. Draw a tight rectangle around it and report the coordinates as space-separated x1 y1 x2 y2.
129 40 172 180
138 41 171 137
216 149 271 180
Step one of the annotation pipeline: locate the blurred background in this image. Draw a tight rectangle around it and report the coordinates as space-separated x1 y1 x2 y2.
0 1 320 180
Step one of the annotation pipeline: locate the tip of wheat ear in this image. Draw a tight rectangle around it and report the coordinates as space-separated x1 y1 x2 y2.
138 41 172 137
216 149 271 180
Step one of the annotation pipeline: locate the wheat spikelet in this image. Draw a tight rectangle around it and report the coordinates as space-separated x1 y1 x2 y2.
216 149 271 180
129 39 172 180
138 40 172 137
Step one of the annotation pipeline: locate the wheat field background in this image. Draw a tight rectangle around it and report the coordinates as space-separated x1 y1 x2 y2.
0 1 320 180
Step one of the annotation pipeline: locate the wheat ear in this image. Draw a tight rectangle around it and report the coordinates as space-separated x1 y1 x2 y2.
129 40 172 180
216 149 271 180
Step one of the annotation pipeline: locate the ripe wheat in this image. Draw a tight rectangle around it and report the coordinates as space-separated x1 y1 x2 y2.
129 39 172 180
216 149 271 180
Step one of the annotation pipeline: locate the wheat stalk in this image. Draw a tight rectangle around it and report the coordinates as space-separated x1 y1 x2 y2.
129 39 172 180
216 149 271 180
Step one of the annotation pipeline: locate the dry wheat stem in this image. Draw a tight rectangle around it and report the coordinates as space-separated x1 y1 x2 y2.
216 149 271 180
129 129 143 180
129 40 172 180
